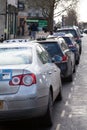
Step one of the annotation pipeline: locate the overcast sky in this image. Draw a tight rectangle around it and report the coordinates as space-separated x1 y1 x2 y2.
78 0 87 22
54 0 87 23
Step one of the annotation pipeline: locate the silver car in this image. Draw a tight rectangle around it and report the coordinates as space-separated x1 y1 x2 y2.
0 42 62 126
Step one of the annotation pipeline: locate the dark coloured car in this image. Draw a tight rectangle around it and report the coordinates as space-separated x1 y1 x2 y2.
83 29 87 34
36 38 75 82
61 34 80 65
56 26 82 54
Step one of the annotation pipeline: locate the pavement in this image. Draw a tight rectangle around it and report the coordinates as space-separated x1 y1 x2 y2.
15 31 49 40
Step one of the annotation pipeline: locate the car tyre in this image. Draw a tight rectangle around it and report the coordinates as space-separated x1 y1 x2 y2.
76 56 80 65
73 64 76 73
79 46 82 55
68 74 73 82
43 91 53 127
56 84 62 101
67 68 73 82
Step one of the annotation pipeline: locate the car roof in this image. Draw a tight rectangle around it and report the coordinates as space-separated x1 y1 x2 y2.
57 28 76 31
36 36 65 42
64 33 73 37
57 25 79 30
0 41 39 48
47 35 57 39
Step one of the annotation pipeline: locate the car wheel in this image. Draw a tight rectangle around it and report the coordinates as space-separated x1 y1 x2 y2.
76 56 80 65
67 67 73 82
56 83 62 101
44 91 53 126
73 64 76 73
68 73 73 82
79 47 82 55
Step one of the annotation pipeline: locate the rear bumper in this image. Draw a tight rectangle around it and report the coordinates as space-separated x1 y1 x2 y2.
0 105 48 121
0 95 49 121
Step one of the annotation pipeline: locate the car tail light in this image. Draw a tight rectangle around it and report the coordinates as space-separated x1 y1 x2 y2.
75 37 79 41
9 74 36 86
62 55 68 61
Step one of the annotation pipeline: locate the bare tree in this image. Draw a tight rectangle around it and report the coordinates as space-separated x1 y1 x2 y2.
25 0 79 31
64 8 78 26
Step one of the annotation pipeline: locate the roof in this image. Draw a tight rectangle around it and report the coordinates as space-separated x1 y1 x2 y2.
0 41 39 48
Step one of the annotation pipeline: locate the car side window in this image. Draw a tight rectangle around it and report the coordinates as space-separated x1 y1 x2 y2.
76 29 81 37
60 39 68 51
36 45 51 64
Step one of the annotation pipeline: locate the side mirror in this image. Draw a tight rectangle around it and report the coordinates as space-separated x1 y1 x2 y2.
52 55 62 62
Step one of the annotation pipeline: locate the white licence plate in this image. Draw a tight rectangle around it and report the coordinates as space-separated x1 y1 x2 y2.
2 73 11 80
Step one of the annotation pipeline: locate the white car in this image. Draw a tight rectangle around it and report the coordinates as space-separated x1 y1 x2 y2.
0 42 62 126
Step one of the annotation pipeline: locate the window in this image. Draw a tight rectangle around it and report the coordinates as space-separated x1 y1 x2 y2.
36 45 51 64
59 39 68 51
0 47 32 65
63 37 72 45
36 13 39 17
28 13 31 17
39 42 63 57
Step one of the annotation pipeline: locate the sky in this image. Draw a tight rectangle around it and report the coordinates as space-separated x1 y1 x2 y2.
78 0 87 22
54 0 87 23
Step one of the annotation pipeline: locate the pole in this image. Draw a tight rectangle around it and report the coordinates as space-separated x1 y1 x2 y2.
4 0 7 40
62 15 65 27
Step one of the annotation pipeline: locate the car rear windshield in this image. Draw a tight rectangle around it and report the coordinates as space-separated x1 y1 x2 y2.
63 37 72 45
0 47 32 65
39 42 63 57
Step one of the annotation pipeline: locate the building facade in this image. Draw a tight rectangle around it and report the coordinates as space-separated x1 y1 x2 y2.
0 0 18 39
18 0 48 33
0 0 6 37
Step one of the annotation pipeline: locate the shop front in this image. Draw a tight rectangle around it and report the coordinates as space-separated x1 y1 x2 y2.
26 19 48 31
5 0 18 39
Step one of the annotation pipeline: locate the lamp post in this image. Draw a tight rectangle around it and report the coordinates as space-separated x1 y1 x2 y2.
62 15 65 27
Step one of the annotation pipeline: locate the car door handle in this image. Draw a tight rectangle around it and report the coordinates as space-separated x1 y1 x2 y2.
48 71 52 75
54 69 57 72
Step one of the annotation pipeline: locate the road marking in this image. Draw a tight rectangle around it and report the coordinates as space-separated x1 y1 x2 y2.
68 93 71 99
76 70 78 73
65 101 69 106
72 81 75 85
74 78 76 81
56 124 61 130
61 110 65 117
71 87 73 91
68 114 72 118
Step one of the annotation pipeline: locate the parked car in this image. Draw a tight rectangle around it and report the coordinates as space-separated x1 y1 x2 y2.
57 33 80 65
36 37 75 82
0 42 62 126
83 29 87 34
56 26 82 54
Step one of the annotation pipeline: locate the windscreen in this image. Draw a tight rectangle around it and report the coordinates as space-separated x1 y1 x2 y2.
63 37 72 45
39 42 63 57
0 47 32 65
